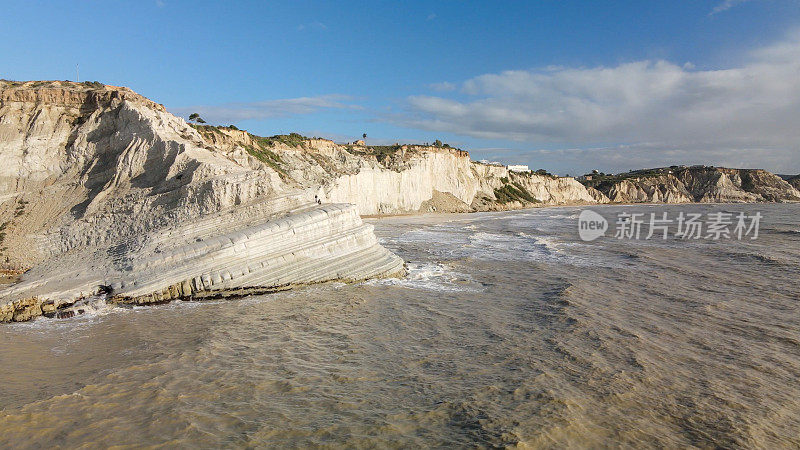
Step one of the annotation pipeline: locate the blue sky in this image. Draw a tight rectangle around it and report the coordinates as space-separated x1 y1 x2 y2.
2 0 800 174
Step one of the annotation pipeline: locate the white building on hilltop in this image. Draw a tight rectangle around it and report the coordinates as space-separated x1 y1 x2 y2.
507 164 530 173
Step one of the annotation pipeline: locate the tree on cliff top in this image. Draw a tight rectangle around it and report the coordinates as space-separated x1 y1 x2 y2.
188 113 206 124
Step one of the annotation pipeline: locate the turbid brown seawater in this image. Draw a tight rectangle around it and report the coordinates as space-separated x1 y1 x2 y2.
1 204 798 448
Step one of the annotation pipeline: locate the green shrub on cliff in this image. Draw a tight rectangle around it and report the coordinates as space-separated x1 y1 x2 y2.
82 81 104 89
250 133 309 149
244 140 286 174
494 182 538 204
368 145 403 162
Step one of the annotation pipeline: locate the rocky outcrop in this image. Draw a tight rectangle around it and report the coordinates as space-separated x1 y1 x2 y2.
604 176 694 203
591 167 800 204
787 175 800 191
0 81 403 321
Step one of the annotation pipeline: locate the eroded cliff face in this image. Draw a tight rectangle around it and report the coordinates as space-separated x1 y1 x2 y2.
0 81 403 322
2 81 796 322
184 125 603 215
591 167 800 204
604 176 694 203
318 149 478 214
200 136 601 215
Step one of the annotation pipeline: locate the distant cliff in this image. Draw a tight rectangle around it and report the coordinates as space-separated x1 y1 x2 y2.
581 167 800 204
193 127 799 214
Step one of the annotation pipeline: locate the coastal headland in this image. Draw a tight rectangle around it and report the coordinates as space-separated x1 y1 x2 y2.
1 80 798 322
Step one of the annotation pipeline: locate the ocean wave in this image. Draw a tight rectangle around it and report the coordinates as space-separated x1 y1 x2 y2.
717 249 796 267
4 295 118 331
365 262 482 293
466 231 569 262
766 228 800 237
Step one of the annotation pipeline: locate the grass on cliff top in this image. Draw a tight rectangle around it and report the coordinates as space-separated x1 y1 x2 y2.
354 145 404 163
250 132 309 149
81 81 104 89
189 123 244 134
244 143 286 176
187 124 289 177
246 133 312 178
578 167 679 189
494 182 539 204
367 144 403 161
0 80 105 89
188 123 220 136
348 144 446 164
247 134 298 178
347 141 466 164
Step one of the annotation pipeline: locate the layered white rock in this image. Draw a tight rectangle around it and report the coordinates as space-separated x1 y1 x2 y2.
318 149 480 214
1 201 403 320
0 81 403 322
312 149 600 214
166 119 604 215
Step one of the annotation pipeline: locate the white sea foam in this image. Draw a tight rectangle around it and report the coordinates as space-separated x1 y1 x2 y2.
547 213 580 219
5 295 119 332
365 262 481 292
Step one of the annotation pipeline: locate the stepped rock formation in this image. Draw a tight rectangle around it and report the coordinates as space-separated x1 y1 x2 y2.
0 81 403 322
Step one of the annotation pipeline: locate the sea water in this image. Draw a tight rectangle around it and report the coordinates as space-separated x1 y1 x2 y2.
0 204 798 448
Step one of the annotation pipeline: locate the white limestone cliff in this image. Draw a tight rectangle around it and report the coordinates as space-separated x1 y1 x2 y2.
0 81 403 322
181 128 603 216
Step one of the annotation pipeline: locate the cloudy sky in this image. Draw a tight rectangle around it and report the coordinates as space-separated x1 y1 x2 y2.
3 0 799 174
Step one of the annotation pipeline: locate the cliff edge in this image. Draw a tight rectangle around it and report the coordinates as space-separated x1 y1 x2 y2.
0 81 404 322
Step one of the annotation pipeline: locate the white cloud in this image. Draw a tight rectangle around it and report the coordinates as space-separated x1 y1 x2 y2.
171 95 360 124
426 13 437 21
395 32 800 172
710 0 751 15
505 144 799 176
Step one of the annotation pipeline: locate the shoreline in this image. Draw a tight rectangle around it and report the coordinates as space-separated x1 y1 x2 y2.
3 200 795 324
362 199 800 220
